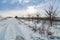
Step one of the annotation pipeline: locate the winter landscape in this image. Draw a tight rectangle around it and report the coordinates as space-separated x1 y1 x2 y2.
0 0 60 40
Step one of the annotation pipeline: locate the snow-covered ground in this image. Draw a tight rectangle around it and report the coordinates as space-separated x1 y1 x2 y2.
0 18 60 40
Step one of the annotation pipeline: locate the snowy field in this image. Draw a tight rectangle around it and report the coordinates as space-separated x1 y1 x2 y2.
0 17 60 40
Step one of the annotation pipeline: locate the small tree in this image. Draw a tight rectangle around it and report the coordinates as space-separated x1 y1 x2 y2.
15 16 18 18
36 13 40 23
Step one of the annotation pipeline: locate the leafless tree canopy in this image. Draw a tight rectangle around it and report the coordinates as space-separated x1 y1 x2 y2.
44 0 59 26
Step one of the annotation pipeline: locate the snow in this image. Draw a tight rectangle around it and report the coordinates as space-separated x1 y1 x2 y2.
0 18 40 40
0 18 60 40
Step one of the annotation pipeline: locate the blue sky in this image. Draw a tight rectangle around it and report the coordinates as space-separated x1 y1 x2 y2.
0 0 60 17
0 0 46 10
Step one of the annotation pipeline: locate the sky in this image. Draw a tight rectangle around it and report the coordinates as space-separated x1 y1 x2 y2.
0 0 60 17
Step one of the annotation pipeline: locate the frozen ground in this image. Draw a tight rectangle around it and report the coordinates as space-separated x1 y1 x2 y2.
0 18 60 40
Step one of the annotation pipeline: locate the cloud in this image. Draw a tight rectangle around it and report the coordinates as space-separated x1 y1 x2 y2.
0 0 60 17
2 0 7 3
19 0 30 3
2 0 17 4
0 6 36 17
26 6 37 14
23 0 30 3
2 0 31 4
0 10 25 17
0 0 50 10
0 0 50 17
0 5 46 17
10 0 18 4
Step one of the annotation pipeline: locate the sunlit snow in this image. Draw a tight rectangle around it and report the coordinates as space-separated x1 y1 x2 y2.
0 18 60 40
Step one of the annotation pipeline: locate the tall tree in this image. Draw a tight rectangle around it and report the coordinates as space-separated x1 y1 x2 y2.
44 0 59 36
44 0 58 26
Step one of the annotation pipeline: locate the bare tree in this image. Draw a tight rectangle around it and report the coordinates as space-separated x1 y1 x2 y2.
35 13 40 23
44 0 59 36
44 0 58 26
